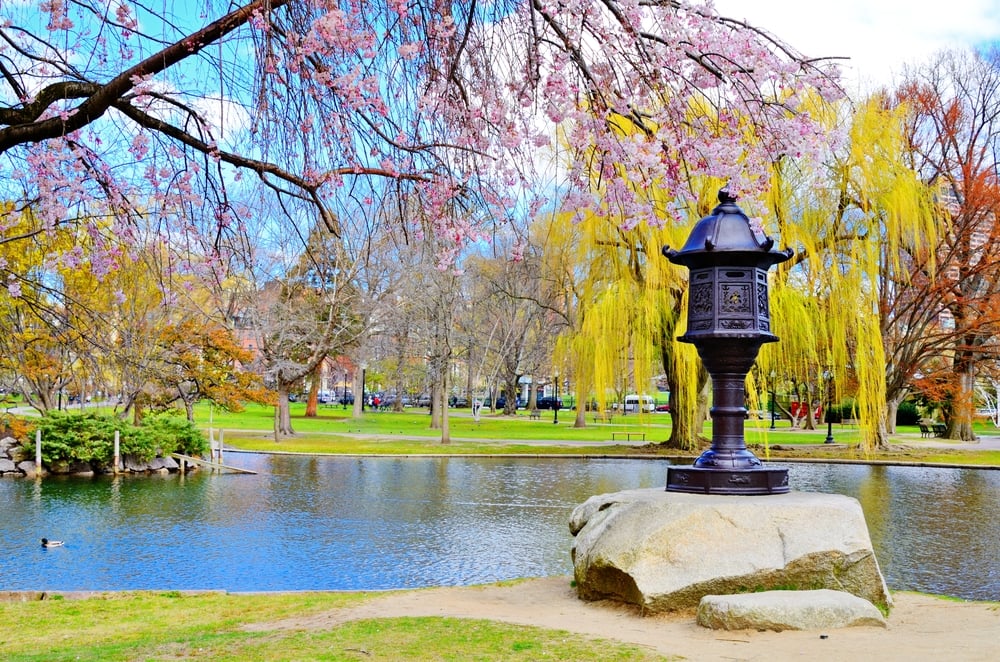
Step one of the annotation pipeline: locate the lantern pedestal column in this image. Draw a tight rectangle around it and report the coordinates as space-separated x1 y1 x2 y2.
666 338 788 495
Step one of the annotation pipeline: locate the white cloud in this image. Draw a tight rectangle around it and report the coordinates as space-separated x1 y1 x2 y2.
712 0 1000 93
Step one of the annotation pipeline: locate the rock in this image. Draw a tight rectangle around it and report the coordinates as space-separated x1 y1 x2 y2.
0 591 46 603
7 445 28 462
122 454 151 473
570 489 891 614
0 458 16 473
149 456 179 471
17 460 42 476
0 436 16 454
67 460 93 475
697 589 887 631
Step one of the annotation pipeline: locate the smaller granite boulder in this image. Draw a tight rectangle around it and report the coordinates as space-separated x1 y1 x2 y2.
697 589 887 631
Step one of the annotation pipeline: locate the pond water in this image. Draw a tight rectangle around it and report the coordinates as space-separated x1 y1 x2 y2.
2 454 998 600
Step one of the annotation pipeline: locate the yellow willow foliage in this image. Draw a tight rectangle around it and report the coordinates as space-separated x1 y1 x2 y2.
545 190 709 447
762 98 937 452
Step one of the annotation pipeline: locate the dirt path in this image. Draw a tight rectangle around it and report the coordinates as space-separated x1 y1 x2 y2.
244 576 1000 661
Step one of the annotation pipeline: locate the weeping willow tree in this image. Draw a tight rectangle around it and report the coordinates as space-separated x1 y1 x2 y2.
546 173 726 450
761 95 939 452
547 93 939 453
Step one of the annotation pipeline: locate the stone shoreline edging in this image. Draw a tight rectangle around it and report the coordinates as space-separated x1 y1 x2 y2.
0 435 189 478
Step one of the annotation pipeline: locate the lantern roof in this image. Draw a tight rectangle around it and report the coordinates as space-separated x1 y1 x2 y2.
662 189 793 269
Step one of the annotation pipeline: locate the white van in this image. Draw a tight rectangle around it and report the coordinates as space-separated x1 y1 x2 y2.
623 394 655 413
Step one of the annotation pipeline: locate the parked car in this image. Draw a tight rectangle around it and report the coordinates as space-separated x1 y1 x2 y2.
449 396 470 407
655 403 670 412
535 397 563 410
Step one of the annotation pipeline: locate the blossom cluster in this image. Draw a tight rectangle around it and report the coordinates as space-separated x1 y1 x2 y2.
0 0 844 296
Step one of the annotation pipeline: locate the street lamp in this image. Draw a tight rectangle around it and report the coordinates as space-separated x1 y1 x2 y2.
824 368 835 444
553 374 560 425
769 370 777 430
342 370 348 410
662 188 793 495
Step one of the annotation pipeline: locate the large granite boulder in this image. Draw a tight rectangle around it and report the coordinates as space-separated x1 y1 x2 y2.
697 589 887 631
570 489 891 613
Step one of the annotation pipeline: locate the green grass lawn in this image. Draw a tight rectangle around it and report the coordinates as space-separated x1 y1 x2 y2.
0 590 668 662
187 402 1000 467
194 401 867 443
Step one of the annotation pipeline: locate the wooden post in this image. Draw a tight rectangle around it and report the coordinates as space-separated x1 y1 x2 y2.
35 429 42 478
209 403 214 463
218 429 224 466
113 430 120 474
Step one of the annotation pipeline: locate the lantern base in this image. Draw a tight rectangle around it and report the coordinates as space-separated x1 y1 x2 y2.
666 466 789 495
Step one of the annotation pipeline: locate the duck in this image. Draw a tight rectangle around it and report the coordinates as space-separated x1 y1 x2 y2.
41 538 64 548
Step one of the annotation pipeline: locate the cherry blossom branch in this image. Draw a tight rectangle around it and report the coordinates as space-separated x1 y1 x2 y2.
0 0 292 154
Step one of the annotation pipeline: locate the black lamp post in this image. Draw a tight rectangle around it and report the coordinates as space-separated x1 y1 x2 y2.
662 188 792 495
342 370 348 410
769 370 777 430
824 368 835 444
553 374 560 425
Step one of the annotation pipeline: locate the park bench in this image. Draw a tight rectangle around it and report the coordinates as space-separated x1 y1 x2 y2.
933 423 947 437
919 423 933 438
529 409 541 420
611 431 645 442
592 411 613 423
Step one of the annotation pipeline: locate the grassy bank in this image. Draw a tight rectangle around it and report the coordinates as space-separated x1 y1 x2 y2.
0 589 666 662
193 402 1000 467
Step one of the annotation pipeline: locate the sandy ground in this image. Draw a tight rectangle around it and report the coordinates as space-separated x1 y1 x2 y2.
245 576 1000 661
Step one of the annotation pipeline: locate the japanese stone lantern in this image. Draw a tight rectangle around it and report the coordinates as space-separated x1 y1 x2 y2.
662 188 792 495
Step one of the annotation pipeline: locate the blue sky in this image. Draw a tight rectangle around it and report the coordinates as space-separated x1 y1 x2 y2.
713 0 1000 92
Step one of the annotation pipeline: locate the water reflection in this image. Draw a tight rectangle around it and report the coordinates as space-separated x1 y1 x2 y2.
2 455 998 600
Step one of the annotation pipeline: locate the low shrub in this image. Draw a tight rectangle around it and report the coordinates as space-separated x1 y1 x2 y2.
33 410 207 470
896 401 921 426
824 398 858 424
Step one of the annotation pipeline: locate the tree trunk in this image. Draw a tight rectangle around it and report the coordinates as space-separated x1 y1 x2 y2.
274 383 295 439
884 393 906 435
430 383 442 430
503 374 520 415
439 375 450 444
573 381 589 428
948 366 978 442
801 385 817 430
305 363 322 417
664 367 708 450
352 372 364 417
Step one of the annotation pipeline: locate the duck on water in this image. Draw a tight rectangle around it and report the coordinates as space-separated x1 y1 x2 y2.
41 538 64 548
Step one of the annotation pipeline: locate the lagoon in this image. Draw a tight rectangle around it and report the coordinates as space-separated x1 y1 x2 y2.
3 454 998 601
